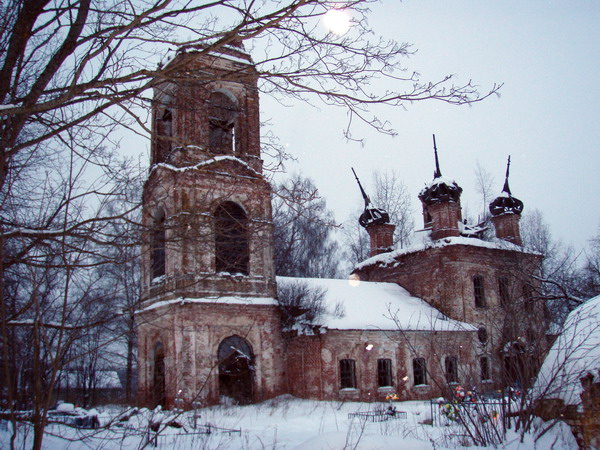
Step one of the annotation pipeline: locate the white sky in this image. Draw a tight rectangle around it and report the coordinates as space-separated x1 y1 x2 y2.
261 0 600 253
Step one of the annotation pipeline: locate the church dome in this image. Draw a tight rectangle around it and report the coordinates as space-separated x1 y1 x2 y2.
418 176 463 205
489 191 524 216
489 156 524 216
351 168 391 229
359 206 390 228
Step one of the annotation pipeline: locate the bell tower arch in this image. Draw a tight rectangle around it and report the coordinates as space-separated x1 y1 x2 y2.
137 45 284 408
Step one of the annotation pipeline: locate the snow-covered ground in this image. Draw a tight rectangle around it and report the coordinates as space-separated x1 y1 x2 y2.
0 396 577 449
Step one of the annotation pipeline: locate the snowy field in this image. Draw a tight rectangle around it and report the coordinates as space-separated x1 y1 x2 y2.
0 396 577 449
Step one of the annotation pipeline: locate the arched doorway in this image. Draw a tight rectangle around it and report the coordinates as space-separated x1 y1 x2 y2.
153 343 166 407
218 336 254 404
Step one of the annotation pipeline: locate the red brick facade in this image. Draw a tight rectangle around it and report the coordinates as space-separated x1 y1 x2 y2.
286 329 478 402
367 223 396 256
138 47 545 409
137 47 282 408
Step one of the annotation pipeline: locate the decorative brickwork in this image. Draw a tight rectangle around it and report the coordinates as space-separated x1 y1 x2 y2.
137 47 282 408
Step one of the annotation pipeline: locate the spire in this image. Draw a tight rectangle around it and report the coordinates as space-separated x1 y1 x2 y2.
352 167 371 209
502 155 512 195
433 134 442 178
418 135 462 205
351 168 390 228
489 156 523 216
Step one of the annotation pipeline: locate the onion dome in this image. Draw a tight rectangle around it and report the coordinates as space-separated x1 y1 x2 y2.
359 206 390 228
418 135 462 205
489 156 524 216
351 168 391 229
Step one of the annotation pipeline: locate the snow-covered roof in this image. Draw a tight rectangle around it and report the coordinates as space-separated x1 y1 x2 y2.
419 176 460 193
355 235 532 271
277 276 476 332
534 295 600 405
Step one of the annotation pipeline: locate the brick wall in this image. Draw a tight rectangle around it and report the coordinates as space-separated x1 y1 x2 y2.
354 243 545 388
286 329 480 403
137 302 286 408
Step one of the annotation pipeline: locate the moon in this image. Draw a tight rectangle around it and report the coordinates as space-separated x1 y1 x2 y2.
322 9 351 35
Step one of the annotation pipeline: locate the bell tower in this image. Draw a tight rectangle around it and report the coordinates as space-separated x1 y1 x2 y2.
137 45 285 408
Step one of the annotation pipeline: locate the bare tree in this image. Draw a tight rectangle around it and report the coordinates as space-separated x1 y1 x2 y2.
273 174 341 278
276 279 329 331
0 1 501 448
579 227 600 299
520 209 586 323
372 170 414 249
342 205 372 267
343 169 414 268
473 161 495 229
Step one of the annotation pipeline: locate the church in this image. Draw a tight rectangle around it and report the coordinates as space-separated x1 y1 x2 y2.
136 44 548 408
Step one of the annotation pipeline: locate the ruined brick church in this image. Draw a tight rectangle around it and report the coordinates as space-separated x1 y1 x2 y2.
137 46 546 408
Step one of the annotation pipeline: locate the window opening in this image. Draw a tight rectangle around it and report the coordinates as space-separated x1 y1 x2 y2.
208 91 238 154
377 359 393 387
498 277 510 309
214 202 249 275
413 358 427 386
480 356 490 381
423 208 433 227
478 327 488 344
339 359 357 389
151 212 166 279
473 275 486 308
445 356 458 384
155 97 173 162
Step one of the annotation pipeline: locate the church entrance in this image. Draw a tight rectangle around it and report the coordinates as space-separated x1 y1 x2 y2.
218 336 254 405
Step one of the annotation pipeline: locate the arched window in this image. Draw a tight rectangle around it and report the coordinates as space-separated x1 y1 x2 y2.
478 326 488 344
153 343 166 407
473 275 486 308
208 91 238 154
214 202 249 275
151 210 166 279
